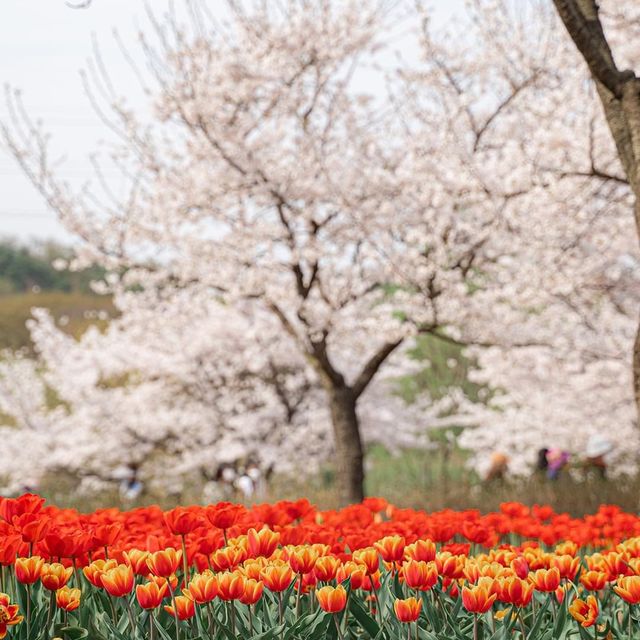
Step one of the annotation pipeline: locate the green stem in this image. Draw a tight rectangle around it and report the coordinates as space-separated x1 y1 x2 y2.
109 595 118 625
295 573 303 617
335 614 344 640
473 614 478 640
278 591 284 640
46 590 55 630
180 535 189 585
229 601 236 637
370 583 379 623
26 583 31 639
150 611 156 640
125 597 137 633
73 558 80 588
168 583 180 640
207 602 216 636
518 610 527 639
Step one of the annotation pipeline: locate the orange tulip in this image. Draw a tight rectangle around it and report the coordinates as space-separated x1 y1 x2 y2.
148 573 178 591
100 564 134 597
261 562 294 592
314 556 341 582
216 571 245 601
316 585 347 613
247 528 280 558
336 561 367 590
288 547 319 575
373 536 405 563
580 571 608 592
614 576 640 605
497 576 534 608
14 556 44 584
569 595 599 628
83 559 117 588
555 541 578 557
210 545 247 572
136 581 168 609
404 539 436 563
147 548 182 578
0 592 23 638
55 586 81 612
555 582 571 604
402 560 438 591
123 549 150 575
528 567 561 592
185 572 218 604
164 595 195 621
40 563 73 591
550 554 580 580
240 579 264 606
462 580 498 613
243 559 267 581
435 553 465 580
352 548 379 575
394 597 422 623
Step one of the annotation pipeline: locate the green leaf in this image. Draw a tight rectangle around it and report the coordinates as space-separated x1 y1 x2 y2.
349 596 380 638
526 596 551 640
53 626 89 640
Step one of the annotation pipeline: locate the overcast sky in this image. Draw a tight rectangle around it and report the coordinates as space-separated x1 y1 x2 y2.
0 0 465 244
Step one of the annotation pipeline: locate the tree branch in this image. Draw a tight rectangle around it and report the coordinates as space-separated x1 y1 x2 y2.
352 339 403 399
551 0 633 99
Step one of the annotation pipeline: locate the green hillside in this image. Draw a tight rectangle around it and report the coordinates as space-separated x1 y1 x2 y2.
0 240 113 350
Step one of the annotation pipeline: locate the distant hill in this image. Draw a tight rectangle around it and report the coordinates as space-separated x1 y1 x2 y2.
0 240 114 350
0 240 104 295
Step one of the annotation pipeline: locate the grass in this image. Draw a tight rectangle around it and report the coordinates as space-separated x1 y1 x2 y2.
32 441 640 517
0 291 114 351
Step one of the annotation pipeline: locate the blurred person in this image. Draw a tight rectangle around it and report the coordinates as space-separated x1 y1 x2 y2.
536 447 549 473
235 470 254 500
584 435 613 479
119 467 143 502
247 460 266 501
484 452 509 481
545 448 570 480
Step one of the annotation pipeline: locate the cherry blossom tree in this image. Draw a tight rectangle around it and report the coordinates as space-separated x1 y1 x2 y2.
408 0 640 475
551 1 640 410
3 0 640 500
3 0 499 502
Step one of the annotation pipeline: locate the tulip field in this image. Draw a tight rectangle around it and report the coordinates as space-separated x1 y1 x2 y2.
3 496 640 638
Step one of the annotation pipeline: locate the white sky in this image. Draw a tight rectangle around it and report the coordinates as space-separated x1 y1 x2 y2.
0 0 465 244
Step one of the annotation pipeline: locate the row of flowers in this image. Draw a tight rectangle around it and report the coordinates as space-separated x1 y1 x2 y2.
1 495 640 638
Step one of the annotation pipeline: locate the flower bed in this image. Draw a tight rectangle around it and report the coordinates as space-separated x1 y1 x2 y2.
0 495 640 638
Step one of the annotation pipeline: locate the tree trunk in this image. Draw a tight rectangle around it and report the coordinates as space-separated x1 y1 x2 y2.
327 385 365 505
552 0 640 427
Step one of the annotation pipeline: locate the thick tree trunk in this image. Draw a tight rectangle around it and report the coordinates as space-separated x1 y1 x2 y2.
327 385 365 506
